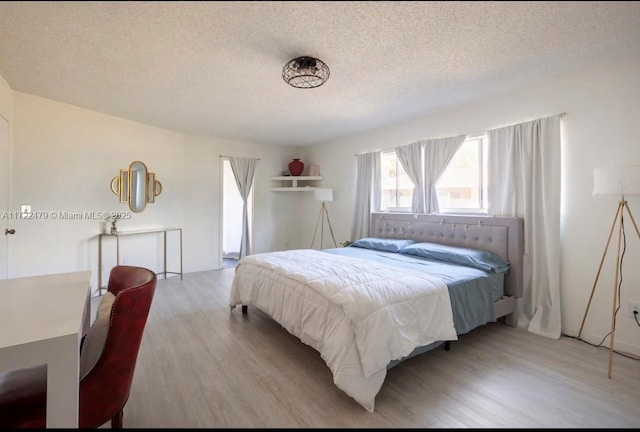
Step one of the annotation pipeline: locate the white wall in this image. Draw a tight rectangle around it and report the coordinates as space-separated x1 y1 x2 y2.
303 53 640 355
11 91 299 294
0 74 13 280
0 74 12 123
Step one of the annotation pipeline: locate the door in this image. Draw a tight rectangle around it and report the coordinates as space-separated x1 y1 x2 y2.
0 116 9 278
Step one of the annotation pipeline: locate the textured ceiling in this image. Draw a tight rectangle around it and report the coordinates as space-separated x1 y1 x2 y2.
0 1 639 146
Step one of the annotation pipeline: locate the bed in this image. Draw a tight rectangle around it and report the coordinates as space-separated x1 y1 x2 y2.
229 213 523 412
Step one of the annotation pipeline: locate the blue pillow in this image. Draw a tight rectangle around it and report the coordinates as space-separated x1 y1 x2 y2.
400 242 510 273
349 237 415 253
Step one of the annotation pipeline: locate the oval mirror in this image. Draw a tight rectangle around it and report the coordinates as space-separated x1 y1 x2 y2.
129 161 148 213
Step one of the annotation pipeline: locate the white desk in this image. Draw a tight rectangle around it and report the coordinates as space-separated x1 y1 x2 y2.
0 271 91 427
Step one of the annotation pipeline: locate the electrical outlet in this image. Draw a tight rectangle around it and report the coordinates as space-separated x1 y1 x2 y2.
629 301 640 318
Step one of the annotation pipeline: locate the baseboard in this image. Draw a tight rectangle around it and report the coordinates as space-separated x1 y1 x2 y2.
579 331 640 357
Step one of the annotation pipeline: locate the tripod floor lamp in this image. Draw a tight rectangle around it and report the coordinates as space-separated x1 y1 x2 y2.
310 188 337 250
579 166 640 378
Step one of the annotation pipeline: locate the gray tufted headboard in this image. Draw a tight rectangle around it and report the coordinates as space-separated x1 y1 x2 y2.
370 212 524 299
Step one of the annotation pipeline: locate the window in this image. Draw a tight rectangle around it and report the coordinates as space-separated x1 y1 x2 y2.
436 135 488 213
378 136 488 214
380 151 414 212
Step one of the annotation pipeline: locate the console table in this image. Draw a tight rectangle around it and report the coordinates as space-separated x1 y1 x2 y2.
97 228 183 295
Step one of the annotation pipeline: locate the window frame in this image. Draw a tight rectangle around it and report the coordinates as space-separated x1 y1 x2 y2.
436 134 488 215
380 150 413 213
377 135 489 215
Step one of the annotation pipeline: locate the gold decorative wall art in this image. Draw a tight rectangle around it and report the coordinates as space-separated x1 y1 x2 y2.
111 161 162 212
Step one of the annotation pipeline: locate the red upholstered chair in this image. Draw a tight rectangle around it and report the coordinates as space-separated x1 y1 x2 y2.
0 265 157 428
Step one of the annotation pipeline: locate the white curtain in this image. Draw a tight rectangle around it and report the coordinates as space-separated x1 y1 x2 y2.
229 157 259 258
351 152 381 241
423 135 466 213
488 115 561 339
396 142 425 213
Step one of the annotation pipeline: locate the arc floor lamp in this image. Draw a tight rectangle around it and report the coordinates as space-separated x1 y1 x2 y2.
578 166 640 378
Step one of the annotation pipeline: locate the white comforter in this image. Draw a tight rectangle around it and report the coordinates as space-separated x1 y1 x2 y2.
229 249 457 411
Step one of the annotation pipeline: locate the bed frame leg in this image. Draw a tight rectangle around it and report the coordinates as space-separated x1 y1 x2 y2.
242 305 248 314
503 312 517 328
444 341 451 351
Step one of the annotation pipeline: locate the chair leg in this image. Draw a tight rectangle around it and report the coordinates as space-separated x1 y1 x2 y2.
111 409 123 429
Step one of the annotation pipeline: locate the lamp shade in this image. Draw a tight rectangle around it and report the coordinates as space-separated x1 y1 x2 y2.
593 166 640 196
314 188 333 202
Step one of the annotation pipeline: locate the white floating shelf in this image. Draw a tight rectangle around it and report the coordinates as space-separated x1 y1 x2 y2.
270 187 317 192
270 175 323 190
270 176 323 181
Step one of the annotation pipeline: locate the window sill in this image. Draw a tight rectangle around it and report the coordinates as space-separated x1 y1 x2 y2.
377 209 490 216
437 209 489 216
380 208 412 213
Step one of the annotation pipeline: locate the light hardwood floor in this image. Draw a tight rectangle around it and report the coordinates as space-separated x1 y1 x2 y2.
105 269 640 428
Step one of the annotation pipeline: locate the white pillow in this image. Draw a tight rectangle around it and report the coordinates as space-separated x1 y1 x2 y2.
79 292 115 380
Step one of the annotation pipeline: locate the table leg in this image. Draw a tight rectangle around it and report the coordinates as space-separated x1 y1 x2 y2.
179 229 183 280
163 231 167 279
46 333 80 427
98 235 103 295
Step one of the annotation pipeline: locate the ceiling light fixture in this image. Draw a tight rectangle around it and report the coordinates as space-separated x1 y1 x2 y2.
282 56 330 89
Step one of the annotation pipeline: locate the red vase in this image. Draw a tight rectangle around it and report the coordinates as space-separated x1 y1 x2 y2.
288 158 304 176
